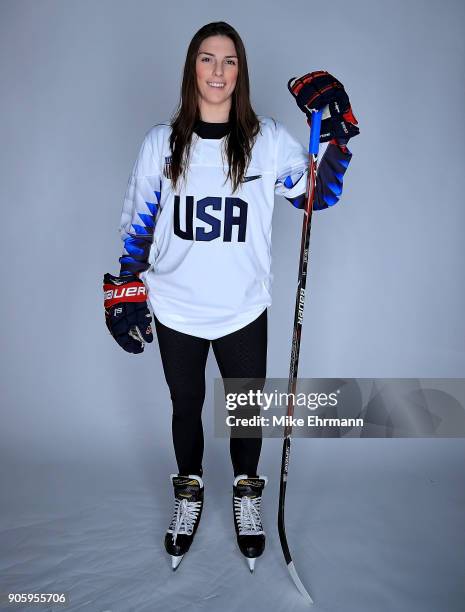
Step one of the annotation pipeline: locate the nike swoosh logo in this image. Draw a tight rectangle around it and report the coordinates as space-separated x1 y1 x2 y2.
241 174 262 183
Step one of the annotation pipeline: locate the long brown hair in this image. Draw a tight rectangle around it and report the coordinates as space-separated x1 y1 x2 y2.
169 22 261 194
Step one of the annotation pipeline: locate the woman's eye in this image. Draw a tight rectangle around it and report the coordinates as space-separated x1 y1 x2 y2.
200 57 236 65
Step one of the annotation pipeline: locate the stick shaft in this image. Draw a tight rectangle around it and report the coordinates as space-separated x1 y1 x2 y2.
285 108 322 433
278 108 323 604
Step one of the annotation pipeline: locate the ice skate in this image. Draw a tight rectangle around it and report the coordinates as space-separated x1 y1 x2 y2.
232 474 268 572
165 474 204 571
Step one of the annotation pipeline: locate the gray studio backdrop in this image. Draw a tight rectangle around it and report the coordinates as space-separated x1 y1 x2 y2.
1 1 464 611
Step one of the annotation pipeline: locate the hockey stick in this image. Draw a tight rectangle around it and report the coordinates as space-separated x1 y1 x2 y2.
277 105 323 605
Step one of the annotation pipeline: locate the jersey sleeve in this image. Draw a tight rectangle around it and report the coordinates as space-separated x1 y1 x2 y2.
274 119 353 211
318 142 352 209
118 128 162 276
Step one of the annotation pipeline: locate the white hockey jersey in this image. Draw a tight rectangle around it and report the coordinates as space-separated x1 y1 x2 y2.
118 116 352 339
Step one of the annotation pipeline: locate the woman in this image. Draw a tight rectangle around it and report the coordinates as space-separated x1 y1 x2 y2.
103 21 359 572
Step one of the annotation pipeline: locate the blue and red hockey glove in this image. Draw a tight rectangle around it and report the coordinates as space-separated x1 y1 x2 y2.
288 70 360 143
103 273 153 354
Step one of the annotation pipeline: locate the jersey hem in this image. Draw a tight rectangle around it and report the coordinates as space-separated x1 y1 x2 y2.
151 304 269 341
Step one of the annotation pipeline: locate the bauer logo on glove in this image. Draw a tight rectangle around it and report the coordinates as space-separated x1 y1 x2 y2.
103 272 153 354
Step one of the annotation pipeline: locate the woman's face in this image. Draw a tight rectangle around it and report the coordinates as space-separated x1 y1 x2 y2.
196 35 238 116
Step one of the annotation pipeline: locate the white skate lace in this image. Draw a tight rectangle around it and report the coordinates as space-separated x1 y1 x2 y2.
234 495 264 536
168 498 202 545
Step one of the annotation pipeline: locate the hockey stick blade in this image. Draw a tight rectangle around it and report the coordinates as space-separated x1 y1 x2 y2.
287 561 314 604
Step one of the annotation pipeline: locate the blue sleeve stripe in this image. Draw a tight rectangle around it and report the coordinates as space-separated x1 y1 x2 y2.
138 212 155 228
323 192 339 206
327 181 343 197
123 241 145 256
131 224 150 235
283 175 294 188
145 201 158 216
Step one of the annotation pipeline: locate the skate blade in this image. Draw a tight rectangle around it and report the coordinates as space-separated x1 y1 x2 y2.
247 557 255 573
171 554 184 571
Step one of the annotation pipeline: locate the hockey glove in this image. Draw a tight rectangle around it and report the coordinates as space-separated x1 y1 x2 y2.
103 273 153 354
287 70 360 143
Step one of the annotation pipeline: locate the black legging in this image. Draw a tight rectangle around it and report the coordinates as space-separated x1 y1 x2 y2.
154 309 267 477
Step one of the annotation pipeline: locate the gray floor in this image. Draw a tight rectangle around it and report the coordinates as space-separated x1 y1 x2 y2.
1 439 464 612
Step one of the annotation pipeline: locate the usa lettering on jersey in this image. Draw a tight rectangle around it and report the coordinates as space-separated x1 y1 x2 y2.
174 195 248 242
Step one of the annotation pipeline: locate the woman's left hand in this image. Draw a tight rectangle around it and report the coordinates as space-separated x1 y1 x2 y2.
288 70 360 143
